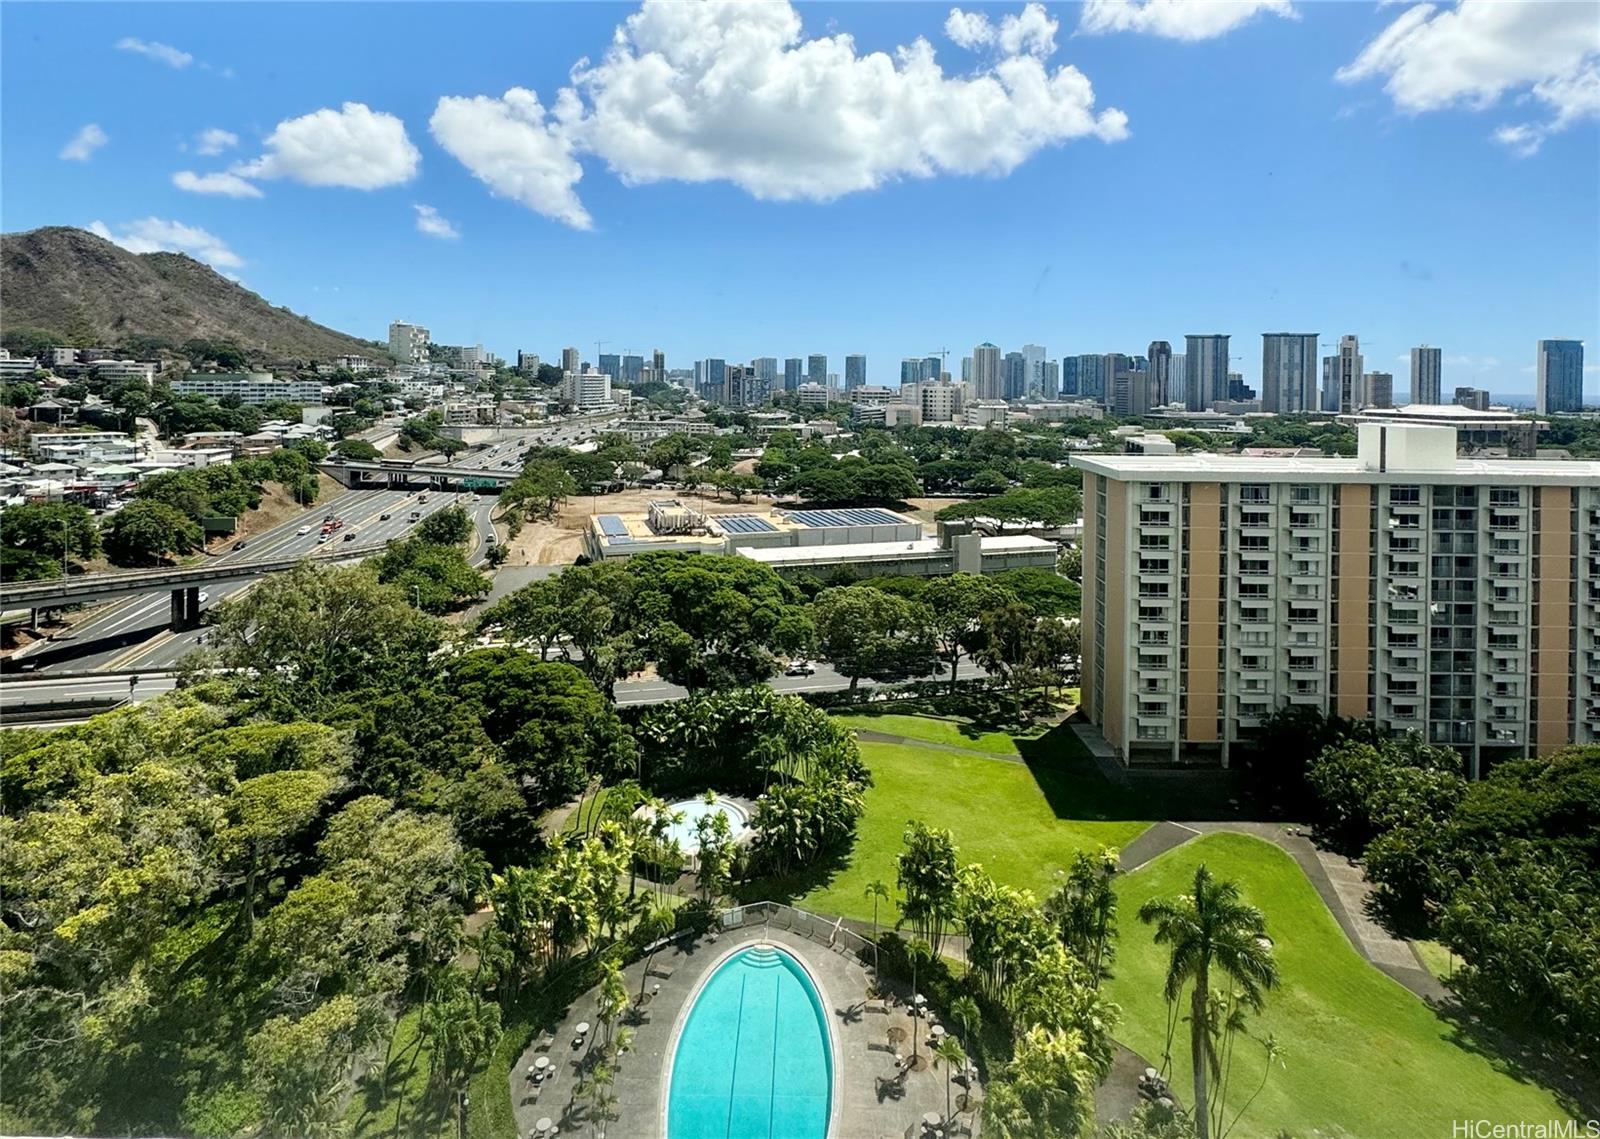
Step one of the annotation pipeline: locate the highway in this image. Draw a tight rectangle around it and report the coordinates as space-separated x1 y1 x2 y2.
1 658 989 726
9 484 498 674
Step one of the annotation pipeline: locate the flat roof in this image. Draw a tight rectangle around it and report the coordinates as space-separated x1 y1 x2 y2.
1338 404 1542 424
740 538 944 563
784 507 911 527
717 514 777 534
1070 453 1600 485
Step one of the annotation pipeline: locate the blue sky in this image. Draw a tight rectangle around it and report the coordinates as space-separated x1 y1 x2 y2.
3 1 1597 399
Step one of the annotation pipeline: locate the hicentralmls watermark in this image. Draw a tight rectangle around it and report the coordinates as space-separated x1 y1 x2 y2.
1452 1122 1600 1139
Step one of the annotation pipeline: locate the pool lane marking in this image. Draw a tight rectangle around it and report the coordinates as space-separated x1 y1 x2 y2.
726 971 746 1139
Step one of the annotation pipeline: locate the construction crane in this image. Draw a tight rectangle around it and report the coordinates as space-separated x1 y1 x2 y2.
927 348 950 381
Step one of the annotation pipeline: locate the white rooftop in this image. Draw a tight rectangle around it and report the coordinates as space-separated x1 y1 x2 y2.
1071 451 1600 484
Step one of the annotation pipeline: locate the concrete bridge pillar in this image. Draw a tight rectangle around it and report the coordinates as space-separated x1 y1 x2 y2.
169 586 202 631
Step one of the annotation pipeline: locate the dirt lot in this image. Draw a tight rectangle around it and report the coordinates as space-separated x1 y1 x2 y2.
496 488 785 567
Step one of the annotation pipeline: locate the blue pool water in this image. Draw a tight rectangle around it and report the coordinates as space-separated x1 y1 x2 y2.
667 945 833 1139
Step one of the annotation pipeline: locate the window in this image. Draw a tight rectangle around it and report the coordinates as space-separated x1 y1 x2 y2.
1390 486 1421 505
1241 510 1271 527
1239 484 1270 503
1290 485 1321 504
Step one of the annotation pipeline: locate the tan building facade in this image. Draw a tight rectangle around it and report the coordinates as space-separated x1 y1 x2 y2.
1074 424 1600 775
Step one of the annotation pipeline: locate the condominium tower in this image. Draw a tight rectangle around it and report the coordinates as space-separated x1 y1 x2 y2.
971 343 1002 401
1325 335 1364 414
1261 333 1320 413
1184 334 1230 411
1147 342 1173 407
388 320 430 364
808 354 829 391
845 354 867 391
1411 346 1442 406
1074 423 1600 775
1537 340 1585 414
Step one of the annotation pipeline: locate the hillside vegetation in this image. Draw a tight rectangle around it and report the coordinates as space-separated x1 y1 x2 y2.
1 226 382 362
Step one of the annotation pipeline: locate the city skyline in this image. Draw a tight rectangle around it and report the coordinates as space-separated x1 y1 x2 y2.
2 1 1596 399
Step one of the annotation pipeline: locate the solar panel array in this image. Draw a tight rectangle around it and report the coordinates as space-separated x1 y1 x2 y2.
718 515 777 534
597 515 631 538
787 508 907 528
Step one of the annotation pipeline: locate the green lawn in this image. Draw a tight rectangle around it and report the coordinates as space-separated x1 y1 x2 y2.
1106 832 1572 1138
829 712 1026 756
790 724 1151 922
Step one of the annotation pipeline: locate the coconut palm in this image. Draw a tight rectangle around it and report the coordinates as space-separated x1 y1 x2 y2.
932 1035 968 1125
596 957 628 1051
864 878 891 970
1137 864 1279 1139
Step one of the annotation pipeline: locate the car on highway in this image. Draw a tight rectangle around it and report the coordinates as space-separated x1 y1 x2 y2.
409 510 421 521
198 592 210 604
344 532 358 541
323 514 334 522
379 512 392 520
317 535 329 544
784 660 817 676
232 540 247 551
297 526 311 535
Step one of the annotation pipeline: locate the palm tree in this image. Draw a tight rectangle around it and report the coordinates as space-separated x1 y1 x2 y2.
949 994 981 1048
1137 864 1279 1139
931 1035 968 1125
864 879 891 970
636 897 677 1003
906 938 934 1066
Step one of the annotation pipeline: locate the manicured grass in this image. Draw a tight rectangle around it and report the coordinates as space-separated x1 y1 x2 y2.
1413 939 1460 983
1106 833 1571 1139
792 728 1151 922
830 712 1025 756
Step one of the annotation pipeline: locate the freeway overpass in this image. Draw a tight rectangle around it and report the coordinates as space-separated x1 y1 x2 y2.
321 459 520 490
0 542 388 623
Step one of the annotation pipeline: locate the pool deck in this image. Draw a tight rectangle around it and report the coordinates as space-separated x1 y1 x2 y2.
512 923 980 1139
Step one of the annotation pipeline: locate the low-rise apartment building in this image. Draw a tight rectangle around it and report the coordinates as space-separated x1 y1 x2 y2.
171 373 325 405
1073 423 1600 775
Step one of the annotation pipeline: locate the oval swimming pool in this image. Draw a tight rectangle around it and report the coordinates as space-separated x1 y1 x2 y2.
666 945 833 1139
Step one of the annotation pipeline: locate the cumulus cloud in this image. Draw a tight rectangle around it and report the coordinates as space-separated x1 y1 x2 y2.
1337 0 1599 155
195 128 238 156
172 169 263 198
88 217 242 270
432 1 1125 228
945 8 995 49
116 37 193 68
234 102 420 189
429 88 591 229
413 203 461 239
1078 0 1297 40
60 123 108 161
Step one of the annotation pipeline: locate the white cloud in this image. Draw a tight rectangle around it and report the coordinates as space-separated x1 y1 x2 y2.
195 128 239 156
945 8 995 49
429 88 592 230
59 123 108 161
87 217 243 270
434 1 1125 228
998 3 1059 57
1338 0 1600 153
234 102 420 189
172 169 263 198
413 203 461 240
1078 0 1297 40
116 37 192 69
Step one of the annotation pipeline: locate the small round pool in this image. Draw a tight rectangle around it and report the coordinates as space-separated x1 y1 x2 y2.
650 796 751 854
